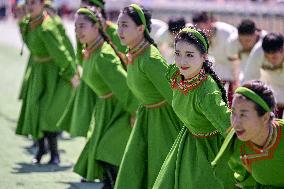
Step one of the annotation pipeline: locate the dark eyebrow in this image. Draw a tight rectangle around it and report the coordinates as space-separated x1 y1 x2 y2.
185 51 194 54
231 107 249 113
120 21 128 24
75 22 85 25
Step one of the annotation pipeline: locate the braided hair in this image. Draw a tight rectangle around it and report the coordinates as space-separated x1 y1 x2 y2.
175 27 228 104
122 5 157 47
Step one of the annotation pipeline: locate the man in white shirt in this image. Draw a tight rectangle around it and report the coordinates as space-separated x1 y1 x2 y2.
192 11 237 106
154 17 186 64
227 19 267 82
243 33 284 118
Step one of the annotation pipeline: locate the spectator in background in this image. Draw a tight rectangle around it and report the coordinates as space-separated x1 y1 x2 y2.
157 17 186 64
150 18 168 44
168 17 186 40
227 19 267 83
243 33 284 118
0 0 7 20
192 11 237 106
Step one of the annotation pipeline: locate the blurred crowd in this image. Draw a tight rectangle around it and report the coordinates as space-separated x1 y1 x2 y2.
0 0 283 20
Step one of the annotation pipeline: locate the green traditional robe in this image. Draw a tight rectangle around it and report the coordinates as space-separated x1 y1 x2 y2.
18 54 33 100
18 13 75 100
57 81 96 137
152 65 235 189
73 41 138 180
16 13 75 139
215 119 284 189
114 44 182 189
57 21 126 137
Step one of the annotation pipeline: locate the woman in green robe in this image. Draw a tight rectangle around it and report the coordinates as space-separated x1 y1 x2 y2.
71 8 138 188
15 0 77 164
114 4 182 189
212 80 284 188
57 0 128 137
152 27 236 189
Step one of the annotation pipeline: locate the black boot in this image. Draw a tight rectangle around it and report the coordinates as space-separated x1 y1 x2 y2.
46 132 60 165
101 162 118 189
32 137 46 164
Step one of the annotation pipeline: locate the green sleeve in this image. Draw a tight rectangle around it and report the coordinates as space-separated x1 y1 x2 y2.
197 82 231 137
165 64 179 83
39 24 75 81
96 51 138 113
109 32 127 53
106 22 127 53
18 16 30 43
143 56 173 104
53 15 76 60
228 152 257 188
212 131 257 189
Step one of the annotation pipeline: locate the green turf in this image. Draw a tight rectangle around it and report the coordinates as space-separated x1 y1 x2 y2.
0 44 102 189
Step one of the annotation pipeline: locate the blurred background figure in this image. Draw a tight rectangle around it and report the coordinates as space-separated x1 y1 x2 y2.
227 19 267 83
156 16 186 64
243 33 284 119
192 11 237 106
150 18 167 44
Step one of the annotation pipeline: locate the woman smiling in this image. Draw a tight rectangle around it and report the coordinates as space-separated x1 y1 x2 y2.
152 27 235 189
212 80 284 188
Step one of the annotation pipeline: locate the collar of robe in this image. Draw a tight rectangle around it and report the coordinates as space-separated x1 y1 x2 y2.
82 36 104 60
170 68 208 95
261 61 283 71
29 12 47 30
240 120 282 172
126 39 150 64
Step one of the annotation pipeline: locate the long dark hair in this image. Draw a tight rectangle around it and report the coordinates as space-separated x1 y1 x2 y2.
77 10 127 70
241 80 276 119
121 5 157 47
175 27 228 104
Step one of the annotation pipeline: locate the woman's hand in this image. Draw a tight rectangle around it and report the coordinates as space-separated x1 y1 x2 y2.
71 74 80 88
130 114 136 128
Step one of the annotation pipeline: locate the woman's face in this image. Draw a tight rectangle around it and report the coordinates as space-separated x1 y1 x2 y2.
231 95 268 144
26 0 44 18
75 15 99 45
175 41 205 79
117 13 144 46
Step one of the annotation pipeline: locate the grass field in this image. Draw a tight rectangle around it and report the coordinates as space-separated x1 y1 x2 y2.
0 44 103 189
